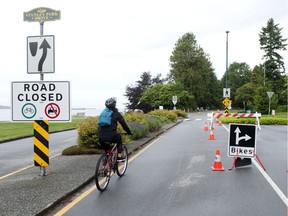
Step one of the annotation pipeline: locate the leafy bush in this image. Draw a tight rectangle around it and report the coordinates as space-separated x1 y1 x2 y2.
77 117 100 148
147 115 163 132
148 109 178 122
170 109 188 118
219 117 258 124
62 145 102 155
260 117 287 125
127 121 148 139
74 110 180 155
124 112 148 124
219 117 287 125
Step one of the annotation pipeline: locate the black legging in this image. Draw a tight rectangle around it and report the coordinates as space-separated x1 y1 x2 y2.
99 133 122 153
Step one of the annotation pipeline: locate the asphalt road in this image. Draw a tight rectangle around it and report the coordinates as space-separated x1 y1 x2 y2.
49 112 287 216
0 129 78 177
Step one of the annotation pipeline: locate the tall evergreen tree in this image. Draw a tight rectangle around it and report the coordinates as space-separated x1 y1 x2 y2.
259 18 287 97
169 32 219 108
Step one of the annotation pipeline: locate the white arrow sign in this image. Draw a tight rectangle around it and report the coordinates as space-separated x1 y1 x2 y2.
234 127 251 145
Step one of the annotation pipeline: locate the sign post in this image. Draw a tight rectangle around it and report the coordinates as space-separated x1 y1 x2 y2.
23 7 61 176
172 96 177 110
266 91 274 116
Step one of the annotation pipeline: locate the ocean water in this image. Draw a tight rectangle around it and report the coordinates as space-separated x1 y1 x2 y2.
0 108 102 121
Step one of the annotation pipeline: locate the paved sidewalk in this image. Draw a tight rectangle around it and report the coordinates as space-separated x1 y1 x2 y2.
0 120 182 216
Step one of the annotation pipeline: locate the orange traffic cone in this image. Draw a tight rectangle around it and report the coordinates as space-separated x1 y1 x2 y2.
211 149 225 171
209 129 215 140
204 122 209 131
215 118 219 124
218 121 222 126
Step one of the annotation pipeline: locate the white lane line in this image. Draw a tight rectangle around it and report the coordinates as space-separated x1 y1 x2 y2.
222 125 288 207
252 158 288 207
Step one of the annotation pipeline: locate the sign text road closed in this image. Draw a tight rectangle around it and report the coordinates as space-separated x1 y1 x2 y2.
11 81 70 121
228 123 257 158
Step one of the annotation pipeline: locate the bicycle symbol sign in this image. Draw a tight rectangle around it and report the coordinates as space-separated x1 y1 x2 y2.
45 103 60 119
22 103 37 119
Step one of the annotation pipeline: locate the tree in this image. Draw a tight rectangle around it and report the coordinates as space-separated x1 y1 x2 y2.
259 18 287 96
254 86 278 113
235 83 256 110
169 32 219 108
140 82 195 110
220 62 252 108
124 72 163 113
250 65 265 87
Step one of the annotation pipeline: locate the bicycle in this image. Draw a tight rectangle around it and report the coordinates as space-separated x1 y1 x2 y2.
95 133 129 192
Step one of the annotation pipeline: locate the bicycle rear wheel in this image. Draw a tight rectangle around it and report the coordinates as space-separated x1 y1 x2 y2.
95 154 110 192
116 146 128 176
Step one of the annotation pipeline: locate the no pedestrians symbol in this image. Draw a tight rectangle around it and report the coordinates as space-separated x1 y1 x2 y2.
45 103 60 119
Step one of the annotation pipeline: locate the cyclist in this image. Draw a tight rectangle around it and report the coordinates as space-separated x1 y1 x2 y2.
98 98 132 160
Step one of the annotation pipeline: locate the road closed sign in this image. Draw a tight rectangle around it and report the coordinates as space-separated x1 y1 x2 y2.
11 81 70 121
228 123 257 158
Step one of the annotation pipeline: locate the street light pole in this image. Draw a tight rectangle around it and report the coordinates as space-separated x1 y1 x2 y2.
225 31 229 89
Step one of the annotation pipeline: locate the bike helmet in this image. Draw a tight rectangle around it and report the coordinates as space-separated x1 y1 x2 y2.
105 98 116 108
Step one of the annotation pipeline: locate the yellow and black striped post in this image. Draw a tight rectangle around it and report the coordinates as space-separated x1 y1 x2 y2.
34 120 49 167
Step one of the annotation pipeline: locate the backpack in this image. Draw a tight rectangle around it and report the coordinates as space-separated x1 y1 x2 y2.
98 108 113 126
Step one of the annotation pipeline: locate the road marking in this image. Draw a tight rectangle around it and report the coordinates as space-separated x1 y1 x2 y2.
0 153 61 180
54 137 162 216
252 158 288 207
222 125 288 207
0 165 34 180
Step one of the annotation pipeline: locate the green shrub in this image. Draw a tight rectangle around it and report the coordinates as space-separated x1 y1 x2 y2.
170 109 188 118
219 117 287 125
260 117 287 125
147 115 163 132
75 110 176 154
62 145 102 155
127 121 148 139
124 112 148 124
148 109 178 122
77 117 100 148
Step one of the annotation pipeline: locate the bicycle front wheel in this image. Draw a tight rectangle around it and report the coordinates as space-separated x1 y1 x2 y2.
116 146 128 177
95 154 110 192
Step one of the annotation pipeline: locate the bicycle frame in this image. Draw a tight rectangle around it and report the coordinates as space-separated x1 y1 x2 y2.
95 133 129 192
105 143 118 172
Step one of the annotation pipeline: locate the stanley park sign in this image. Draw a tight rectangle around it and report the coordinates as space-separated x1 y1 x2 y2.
24 7 61 22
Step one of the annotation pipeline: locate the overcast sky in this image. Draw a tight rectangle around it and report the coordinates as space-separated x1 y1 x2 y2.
0 0 287 110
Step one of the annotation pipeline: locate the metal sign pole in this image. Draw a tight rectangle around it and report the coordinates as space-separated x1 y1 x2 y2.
24 7 61 177
39 20 46 176
40 20 44 81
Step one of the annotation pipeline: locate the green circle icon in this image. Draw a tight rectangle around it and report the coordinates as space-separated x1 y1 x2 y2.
22 103 37 119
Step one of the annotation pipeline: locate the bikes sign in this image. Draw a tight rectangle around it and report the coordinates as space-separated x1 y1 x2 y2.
11 81 70 122
228 123 257 158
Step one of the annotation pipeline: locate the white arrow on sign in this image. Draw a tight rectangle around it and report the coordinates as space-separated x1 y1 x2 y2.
234 127 251 145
